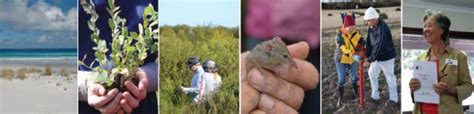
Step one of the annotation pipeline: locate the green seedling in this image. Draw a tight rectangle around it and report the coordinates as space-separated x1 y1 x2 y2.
79 0 159 92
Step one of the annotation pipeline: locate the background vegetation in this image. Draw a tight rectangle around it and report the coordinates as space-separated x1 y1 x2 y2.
159 25 239 113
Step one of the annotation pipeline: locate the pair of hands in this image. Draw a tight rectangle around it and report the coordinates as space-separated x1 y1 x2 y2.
409 78 456 95
87 69 149 113
241 42 319 114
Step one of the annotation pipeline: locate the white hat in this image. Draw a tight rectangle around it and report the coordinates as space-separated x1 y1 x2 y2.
364 7 379 20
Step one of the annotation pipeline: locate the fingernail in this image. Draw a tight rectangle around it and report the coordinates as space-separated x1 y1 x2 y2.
260 94 275 109
111 88 119 94
99 87 106 95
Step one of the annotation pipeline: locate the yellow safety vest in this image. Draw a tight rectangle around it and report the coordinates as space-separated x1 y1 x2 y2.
337 29 362 64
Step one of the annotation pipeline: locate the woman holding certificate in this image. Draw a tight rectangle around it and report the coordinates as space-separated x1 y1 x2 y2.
408 9 473 114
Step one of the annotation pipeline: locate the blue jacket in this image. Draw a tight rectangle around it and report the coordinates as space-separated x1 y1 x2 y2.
365 19 396 63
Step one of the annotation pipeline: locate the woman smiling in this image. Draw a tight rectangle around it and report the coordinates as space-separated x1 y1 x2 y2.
409 9 473 114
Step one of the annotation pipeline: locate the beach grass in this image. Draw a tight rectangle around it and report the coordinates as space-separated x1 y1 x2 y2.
60 68 69 77
0 66 74 81
16 68 28 80
28 68 43 73
1 69 15 80
44 65 53 76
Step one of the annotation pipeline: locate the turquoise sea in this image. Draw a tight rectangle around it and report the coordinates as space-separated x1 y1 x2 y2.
0 49 76 60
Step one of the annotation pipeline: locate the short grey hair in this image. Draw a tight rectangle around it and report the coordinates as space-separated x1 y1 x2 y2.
423 9 451 44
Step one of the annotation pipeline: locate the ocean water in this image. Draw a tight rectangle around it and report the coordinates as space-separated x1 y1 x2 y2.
0 49 77 60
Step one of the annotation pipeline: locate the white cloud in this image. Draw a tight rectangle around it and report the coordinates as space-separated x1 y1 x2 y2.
37 35 49 43
36 31 76 43
0 0 77 31
0 0 28 31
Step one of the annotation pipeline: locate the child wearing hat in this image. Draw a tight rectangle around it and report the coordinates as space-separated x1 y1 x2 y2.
334 11 366 107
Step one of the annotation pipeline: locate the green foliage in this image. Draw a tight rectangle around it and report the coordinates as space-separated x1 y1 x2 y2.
160 25 239 113
79 0 159 87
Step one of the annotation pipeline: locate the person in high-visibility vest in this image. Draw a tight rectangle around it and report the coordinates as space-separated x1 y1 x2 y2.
334 12 365 107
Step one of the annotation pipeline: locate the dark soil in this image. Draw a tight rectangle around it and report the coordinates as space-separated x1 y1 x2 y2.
100 73 139 92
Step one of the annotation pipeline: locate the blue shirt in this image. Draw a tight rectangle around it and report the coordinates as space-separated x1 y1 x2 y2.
183 66 205 94
191 66 205 88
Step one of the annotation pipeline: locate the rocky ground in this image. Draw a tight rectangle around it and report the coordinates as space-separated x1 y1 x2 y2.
321 7 401 114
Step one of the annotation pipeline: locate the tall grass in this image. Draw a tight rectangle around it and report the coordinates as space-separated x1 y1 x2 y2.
44 65 53 76
60 68 69 77
159 25 239 113
16 68 28 80
28 68 42 73
1 69 15 80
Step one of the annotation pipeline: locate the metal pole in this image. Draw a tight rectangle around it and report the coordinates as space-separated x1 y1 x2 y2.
359 61 365 108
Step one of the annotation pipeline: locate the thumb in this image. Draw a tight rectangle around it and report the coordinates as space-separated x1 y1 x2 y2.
89 84 106 96
98 86 106 96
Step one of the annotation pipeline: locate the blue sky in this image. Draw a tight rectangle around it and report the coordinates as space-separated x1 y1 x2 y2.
0 0 239 48
0 0 77 49
160 0 239 27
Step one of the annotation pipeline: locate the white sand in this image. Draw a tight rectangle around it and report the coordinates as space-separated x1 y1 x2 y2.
0 60 77 113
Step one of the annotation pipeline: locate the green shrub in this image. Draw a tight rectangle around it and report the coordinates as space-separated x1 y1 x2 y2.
79 0 159 92
159 25 239 113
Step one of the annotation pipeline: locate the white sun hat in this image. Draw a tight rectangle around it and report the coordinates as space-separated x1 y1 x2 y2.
364 7 379 20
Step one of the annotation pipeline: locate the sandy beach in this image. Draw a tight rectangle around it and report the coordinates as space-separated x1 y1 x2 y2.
0 59 77 113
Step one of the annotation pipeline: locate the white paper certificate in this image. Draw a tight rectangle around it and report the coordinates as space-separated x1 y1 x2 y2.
412 61 439 104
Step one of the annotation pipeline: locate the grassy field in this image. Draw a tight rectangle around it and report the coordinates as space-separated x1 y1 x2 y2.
159 25 239 113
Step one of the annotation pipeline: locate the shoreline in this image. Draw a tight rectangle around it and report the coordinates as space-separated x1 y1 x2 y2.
0 59 76 69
